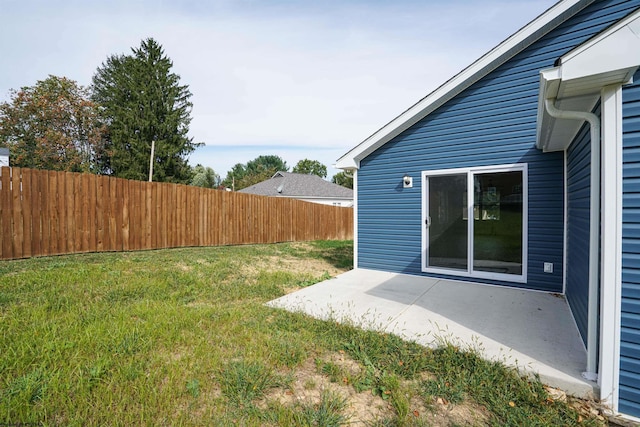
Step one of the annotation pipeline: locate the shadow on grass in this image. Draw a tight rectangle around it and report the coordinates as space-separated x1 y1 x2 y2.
309 240 353 271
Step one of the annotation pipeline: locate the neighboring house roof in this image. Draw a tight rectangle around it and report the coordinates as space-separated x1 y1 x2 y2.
238 172 353 200
335 0 595 170
0 148 8 156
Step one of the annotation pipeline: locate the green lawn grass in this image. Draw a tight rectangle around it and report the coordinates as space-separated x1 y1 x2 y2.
0 241 605 426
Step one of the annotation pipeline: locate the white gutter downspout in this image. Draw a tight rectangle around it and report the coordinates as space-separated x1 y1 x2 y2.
544 98 600 382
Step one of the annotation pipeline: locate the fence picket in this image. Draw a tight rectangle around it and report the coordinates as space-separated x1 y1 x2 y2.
72 171 82 253
29 169 41 256
64 172 74 253
40 171 50 256
11 169 24 258
144 180 151 249
108 177 116 251
131 180 140 250
87 173 97 252
1 168 13 258
122 178 130 251
114 177 123 251
20 169 32 258
56 171 66 254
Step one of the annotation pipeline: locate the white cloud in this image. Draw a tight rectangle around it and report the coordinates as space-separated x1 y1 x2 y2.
0 0 557 178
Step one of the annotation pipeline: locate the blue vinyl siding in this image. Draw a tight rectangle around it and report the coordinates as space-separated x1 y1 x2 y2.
357 0 639 292
566 120 593 346
621 70 640 418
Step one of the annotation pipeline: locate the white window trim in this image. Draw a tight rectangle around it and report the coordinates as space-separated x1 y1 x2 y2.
421 163 528 284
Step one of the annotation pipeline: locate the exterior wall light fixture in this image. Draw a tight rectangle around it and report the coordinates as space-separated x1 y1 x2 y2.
403 173 413 188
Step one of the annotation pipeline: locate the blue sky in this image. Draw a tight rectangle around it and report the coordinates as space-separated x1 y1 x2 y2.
1 0 557 179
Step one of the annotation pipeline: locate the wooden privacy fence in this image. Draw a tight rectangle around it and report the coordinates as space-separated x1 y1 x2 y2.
0 167 353 260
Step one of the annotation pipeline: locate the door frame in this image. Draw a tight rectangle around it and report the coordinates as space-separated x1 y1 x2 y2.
421 163 528 284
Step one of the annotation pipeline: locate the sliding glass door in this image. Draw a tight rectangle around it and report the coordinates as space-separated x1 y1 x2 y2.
423 164 527 282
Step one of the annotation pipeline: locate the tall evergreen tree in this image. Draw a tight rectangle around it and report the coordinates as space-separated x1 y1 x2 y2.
91 38 198 183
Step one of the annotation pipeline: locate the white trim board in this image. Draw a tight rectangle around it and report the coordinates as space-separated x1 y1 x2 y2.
598 84 623 412
352 170 359 270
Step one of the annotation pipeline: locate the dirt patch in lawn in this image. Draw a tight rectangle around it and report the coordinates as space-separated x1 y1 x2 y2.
174 261 193 272
421 397 491 426
235 253 347 296
288 242 316 252
251 256 345 278
263 354 392 425
261 352 491 426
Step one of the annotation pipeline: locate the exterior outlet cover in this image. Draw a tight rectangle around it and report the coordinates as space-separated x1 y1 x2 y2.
544 262 553 273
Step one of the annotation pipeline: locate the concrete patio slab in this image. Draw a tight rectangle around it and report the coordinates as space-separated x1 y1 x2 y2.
267 268 595 398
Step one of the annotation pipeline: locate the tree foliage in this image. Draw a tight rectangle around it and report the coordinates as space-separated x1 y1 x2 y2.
292 158 327 178
246 155 288 175
0 75 106 172
191 164 220 188
222 155 289 190
91 38 198 183
332 171 353 189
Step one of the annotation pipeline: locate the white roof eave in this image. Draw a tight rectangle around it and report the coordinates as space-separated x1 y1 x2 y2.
537 9 640 152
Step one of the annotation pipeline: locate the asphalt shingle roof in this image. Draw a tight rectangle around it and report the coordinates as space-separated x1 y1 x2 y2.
238 172 353 199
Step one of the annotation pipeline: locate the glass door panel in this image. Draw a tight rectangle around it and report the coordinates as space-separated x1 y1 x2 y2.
427 174 468 271
473 171 523 275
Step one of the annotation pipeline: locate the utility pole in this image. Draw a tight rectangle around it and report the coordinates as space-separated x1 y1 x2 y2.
148 140 155 182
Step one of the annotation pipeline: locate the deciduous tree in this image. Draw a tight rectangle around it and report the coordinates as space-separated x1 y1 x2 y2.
246 155 288 175
292 158 327 178
0 75 105 172
191 164 220 188
222 155 289 190
332 171 353 189
92 38 198 183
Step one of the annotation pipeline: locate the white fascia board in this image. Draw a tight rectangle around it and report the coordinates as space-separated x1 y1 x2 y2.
335 0 593 170
334 157 359 170
559 10 640 82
